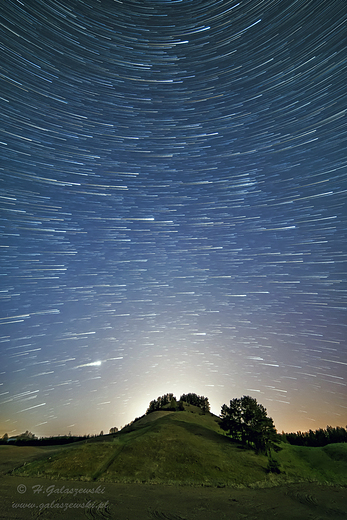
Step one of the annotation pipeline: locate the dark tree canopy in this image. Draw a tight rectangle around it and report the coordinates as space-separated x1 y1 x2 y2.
146 393 177 414
179 393 210 412
220 395 279 453
146 392 210 414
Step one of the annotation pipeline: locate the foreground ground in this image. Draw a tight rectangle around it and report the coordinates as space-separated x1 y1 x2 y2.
1 445 346 520
1 475 347 520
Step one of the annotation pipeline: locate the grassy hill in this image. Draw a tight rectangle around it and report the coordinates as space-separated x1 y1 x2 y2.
11 408 347 487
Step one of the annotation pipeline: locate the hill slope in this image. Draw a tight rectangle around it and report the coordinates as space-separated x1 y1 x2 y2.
12 410 347 487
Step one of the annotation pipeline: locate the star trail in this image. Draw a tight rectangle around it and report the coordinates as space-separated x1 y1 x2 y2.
1 0 346 437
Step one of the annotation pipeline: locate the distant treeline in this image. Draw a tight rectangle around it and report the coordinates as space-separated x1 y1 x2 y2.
0 433 99 446
146 392 210 414
283 426 347 447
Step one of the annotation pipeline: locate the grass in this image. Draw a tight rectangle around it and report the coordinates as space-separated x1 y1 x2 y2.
102 417 268 485
10 410 347 487
274 442 347 486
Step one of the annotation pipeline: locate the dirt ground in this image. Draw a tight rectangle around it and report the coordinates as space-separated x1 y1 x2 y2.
1 447 346 519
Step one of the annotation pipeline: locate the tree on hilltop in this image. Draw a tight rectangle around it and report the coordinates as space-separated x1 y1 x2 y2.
146 393 177 414
179 393 210 412
220 395 279 454
146 392 210 414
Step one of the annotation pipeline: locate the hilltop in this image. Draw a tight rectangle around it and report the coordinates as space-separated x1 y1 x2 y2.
10 405 347 487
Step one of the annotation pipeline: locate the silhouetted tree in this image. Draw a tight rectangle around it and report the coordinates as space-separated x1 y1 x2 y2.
146 392 210 414
22 430 36 439
220 396 279 454
146 399 158 414
179 393 210 412
146 393 177 414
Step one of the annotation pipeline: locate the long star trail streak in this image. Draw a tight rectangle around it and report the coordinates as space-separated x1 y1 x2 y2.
0 0 346 436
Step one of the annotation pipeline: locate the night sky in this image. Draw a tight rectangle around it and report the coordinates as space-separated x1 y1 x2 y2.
1 0 346 438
